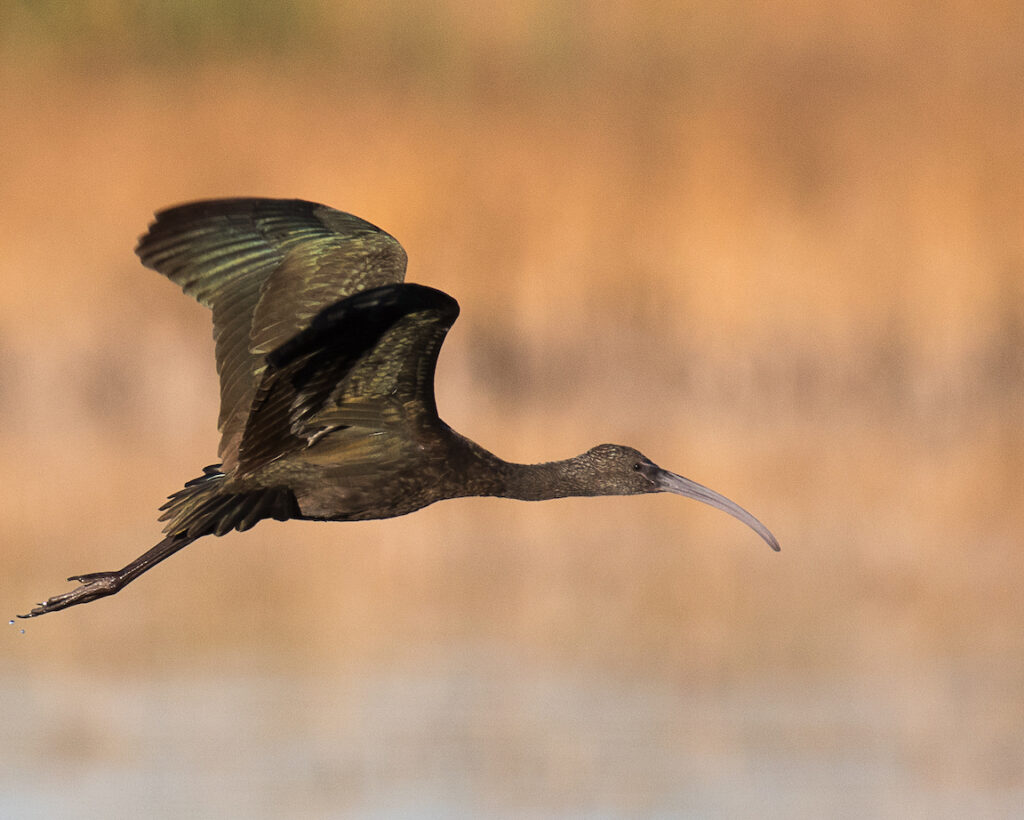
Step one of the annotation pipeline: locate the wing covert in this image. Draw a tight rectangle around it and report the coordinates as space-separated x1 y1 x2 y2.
236 283 459 474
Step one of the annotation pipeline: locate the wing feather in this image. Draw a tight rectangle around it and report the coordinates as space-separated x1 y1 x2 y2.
236 283 459 474
135 198 408 470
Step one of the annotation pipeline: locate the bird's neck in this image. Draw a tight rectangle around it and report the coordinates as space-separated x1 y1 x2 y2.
497 457 590 501
441 429 592 502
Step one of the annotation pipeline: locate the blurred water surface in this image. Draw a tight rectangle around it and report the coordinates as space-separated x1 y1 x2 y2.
5 649 1023 818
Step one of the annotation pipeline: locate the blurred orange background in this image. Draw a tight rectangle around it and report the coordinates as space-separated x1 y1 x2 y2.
3 2 1022 815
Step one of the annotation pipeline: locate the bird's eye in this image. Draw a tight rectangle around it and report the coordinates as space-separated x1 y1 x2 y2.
632 463 642 471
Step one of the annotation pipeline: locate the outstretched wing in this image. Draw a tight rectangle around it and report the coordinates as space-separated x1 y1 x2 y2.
135 198 408 470
237 283 460 474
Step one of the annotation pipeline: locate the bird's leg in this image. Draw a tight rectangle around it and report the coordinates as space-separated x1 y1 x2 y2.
19 535 193 618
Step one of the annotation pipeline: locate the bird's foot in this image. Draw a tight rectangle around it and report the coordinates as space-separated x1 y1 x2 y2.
18 571 123 618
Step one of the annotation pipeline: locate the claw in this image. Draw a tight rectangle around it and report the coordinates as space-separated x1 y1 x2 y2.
18 572 123 618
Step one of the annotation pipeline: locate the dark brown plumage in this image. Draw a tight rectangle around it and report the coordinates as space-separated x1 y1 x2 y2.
21 198 778 618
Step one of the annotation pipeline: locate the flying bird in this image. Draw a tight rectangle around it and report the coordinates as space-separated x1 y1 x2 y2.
21 198 778 617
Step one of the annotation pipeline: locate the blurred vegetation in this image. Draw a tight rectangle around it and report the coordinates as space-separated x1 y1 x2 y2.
1 0 320 62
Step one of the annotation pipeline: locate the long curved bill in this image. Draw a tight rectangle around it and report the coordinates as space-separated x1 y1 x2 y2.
650 466 780 551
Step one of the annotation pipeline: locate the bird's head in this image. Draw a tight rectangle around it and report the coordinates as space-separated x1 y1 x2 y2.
578 443 780 551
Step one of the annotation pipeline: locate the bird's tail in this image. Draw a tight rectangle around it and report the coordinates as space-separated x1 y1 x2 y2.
158 464 301 538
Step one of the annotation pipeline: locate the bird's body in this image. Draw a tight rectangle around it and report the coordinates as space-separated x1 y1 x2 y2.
22 198 778 618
